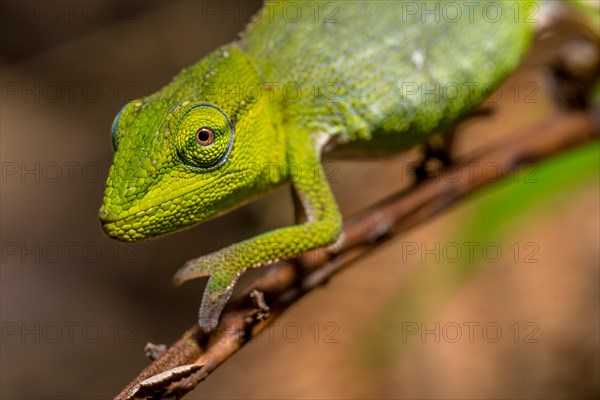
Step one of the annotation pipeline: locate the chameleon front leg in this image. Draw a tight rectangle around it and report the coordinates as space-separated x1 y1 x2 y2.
174 136 342 332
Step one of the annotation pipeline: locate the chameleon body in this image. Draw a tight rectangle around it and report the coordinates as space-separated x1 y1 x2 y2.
100 1 535 331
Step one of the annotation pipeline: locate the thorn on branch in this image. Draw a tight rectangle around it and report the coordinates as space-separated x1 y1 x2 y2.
247 290 270 323
144 343 168 361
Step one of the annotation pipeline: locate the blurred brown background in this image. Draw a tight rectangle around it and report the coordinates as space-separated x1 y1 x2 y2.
1 1 598 399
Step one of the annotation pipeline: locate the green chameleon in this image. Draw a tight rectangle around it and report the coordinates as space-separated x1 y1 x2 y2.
100 0 536 332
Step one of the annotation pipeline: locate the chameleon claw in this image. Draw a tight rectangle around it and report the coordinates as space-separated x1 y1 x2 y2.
198 282 236 333
174 249 246 332
173 257 212 286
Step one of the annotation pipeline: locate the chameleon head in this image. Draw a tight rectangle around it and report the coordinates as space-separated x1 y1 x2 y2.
99 46 286 241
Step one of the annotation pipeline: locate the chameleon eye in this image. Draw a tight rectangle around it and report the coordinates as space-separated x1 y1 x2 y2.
174 103 234 169
111 104 127 151
195 127 215 146
109 100 142 151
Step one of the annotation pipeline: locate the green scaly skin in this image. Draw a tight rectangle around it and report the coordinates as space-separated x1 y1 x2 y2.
100 1 535 332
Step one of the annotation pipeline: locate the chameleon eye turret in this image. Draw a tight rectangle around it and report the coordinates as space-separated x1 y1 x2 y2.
111 103 127 151
110 100 143 152
173 103 234 169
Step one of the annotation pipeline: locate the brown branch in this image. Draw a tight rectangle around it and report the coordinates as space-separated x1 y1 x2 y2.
116 28 600 400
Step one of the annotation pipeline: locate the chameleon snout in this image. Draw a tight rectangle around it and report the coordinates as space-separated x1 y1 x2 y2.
98 207 144 242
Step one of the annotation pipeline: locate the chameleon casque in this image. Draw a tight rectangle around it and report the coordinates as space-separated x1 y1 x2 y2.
100 1 535 332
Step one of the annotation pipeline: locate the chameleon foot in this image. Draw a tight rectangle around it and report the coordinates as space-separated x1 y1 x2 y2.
173 256 212 285
414 140 452 182
174 252 244 333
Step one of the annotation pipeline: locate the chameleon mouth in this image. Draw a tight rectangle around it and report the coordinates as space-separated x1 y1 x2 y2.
98 185 207 241
99 209 156 242
100 197 195 242
99 205 154 224
99 171 240 241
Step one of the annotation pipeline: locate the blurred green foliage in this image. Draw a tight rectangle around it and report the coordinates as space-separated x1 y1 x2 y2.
463 141 599 255
356 141 599 380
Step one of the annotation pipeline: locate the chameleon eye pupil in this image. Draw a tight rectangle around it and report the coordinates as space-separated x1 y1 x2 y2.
195 127 215 146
